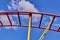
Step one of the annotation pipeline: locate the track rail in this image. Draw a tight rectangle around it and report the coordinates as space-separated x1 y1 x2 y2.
0 12 60 32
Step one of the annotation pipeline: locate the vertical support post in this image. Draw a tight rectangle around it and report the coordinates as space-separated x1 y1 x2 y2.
57 27 60 32
39 16 55 40
0 21 3 26
6 13 12 25
17 12 21 26
39 14 43 28
27 13 32 40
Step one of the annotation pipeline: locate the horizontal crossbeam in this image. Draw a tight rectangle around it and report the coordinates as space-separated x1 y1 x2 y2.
0 12 60 17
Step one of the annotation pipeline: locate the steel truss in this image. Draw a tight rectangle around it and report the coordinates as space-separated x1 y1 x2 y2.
0 12 60 40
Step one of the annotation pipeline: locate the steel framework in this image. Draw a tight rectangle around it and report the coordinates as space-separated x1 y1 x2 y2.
0 12 60 40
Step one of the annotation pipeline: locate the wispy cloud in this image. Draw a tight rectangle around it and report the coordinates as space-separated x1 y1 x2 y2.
0 15 10 24
8 0 38 12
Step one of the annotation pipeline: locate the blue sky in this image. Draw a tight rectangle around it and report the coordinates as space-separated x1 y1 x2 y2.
0 0 60 40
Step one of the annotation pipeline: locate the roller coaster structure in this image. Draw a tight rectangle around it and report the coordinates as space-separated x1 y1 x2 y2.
0 12 60 40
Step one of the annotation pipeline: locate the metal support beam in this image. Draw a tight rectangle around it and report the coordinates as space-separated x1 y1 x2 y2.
39 14 43 28
6 13 12 25
39 16 55 40
0 21 3 26
17 12 21 26
27 13 32 40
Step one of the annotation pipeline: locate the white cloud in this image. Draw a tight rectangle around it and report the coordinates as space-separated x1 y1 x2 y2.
18 0 38 12
4 27 12 29
8 0 38 12
0 15 10 24
55 24 60 26
4 27 19 30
